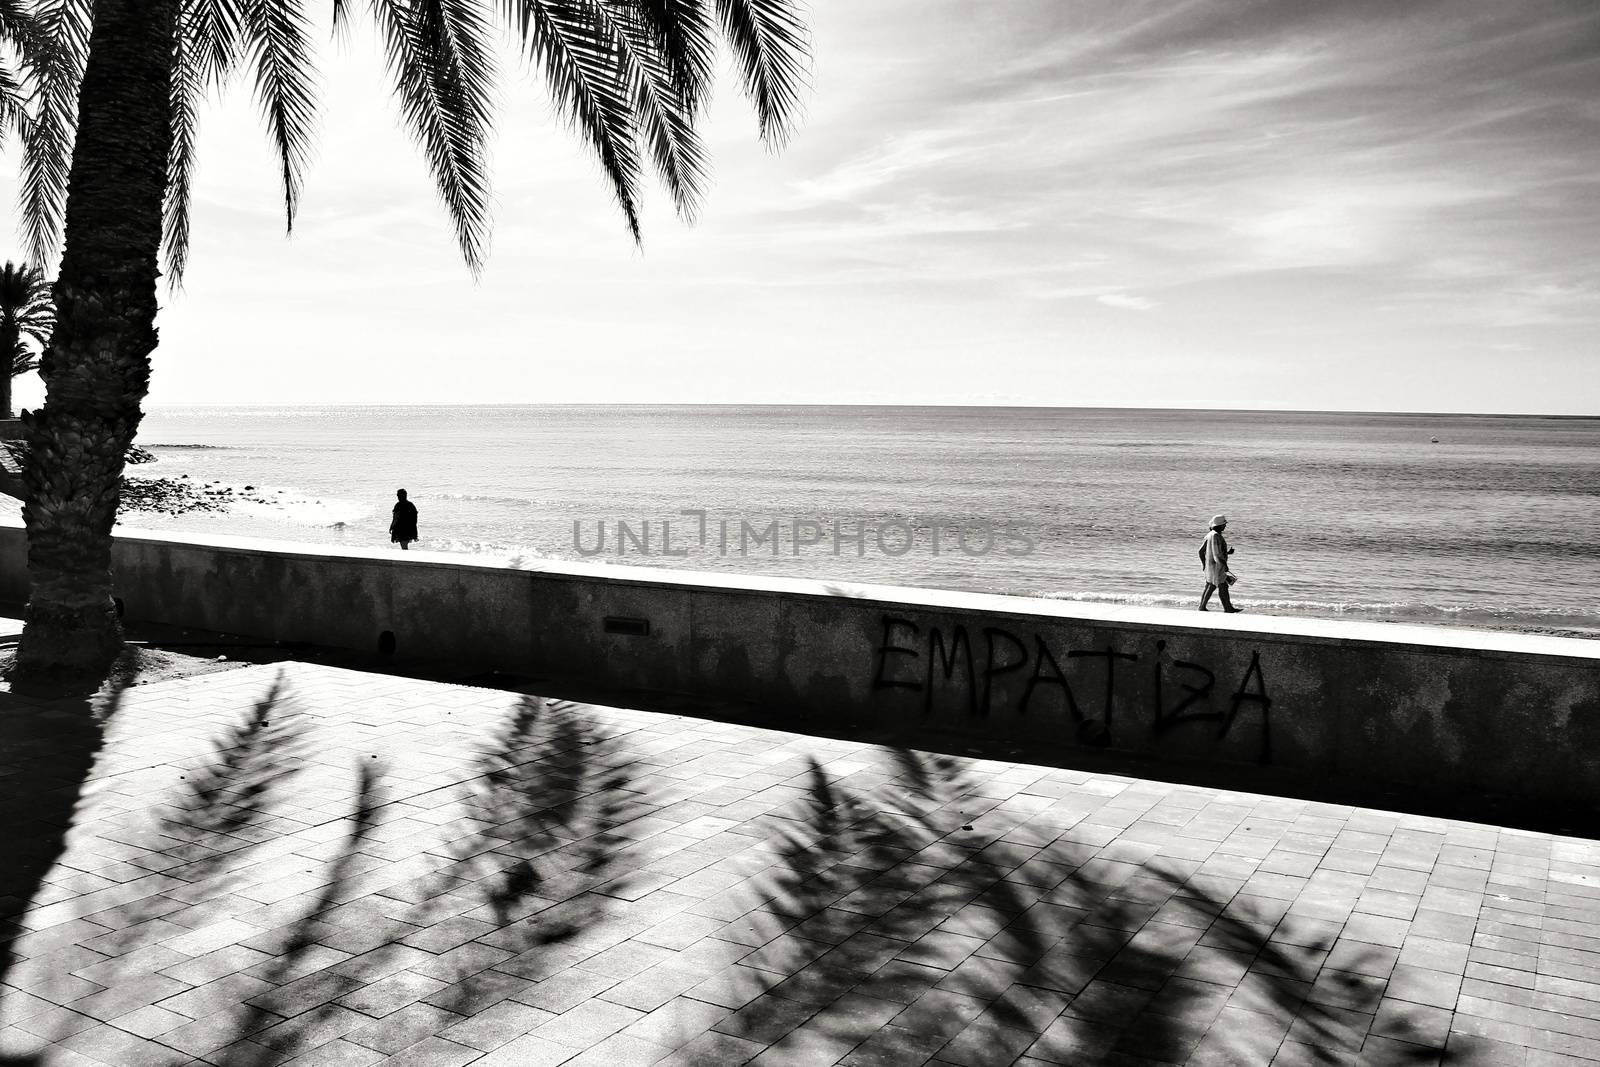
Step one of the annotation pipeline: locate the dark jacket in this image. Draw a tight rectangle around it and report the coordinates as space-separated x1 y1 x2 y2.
390 500 418 543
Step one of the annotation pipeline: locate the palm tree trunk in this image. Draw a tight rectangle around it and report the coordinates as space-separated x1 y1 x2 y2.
0 319 15 419
13 0 178 688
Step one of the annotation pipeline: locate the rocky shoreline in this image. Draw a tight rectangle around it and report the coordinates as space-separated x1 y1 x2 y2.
118 475 282 516
0 441 283 517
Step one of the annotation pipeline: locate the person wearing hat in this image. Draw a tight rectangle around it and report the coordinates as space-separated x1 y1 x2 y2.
1198 514 1240 612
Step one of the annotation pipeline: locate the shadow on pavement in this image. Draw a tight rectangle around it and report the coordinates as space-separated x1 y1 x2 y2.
1 673 1458 1065
0 667 131 1067
716 748 1455 1065
168 694 643 1063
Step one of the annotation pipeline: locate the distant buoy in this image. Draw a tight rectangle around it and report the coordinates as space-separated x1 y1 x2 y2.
1430 436 1439 443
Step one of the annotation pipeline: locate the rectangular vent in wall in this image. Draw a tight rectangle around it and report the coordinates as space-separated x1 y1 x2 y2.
603 615 651 637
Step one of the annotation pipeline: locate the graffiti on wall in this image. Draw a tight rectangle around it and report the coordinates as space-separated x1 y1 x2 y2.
870 616 1273 760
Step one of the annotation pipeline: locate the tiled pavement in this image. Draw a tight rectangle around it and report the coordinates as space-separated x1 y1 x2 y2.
1 662 1598 1066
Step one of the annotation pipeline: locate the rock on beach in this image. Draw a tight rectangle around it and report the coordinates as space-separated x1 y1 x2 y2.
0 440 285 519
118 477 279 517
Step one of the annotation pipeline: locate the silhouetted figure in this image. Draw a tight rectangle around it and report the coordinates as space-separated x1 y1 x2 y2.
390 488 418 550
1199 513 1240 613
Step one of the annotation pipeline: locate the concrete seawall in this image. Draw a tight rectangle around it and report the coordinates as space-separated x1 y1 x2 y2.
0 520 1596 807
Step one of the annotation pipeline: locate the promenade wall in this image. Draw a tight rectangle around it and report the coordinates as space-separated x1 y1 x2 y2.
0 521 1596 807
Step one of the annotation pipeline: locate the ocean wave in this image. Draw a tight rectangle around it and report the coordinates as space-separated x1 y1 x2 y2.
233 493 373 527
433 492 542 508
144 443 232 450
1042 590 1599 622
425 539 552 567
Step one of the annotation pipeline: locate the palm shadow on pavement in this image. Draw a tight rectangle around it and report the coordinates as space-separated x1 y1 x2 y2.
709 748 1454 1066
175 693 647 1064
0 675 1459 1066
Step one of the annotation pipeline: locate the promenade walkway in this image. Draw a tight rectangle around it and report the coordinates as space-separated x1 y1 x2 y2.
0 660 1597 1066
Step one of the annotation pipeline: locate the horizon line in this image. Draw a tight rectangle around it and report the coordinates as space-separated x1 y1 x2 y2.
133 402 1600 420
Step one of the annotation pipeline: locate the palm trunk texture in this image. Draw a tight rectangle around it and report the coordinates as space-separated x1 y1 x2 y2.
14 0 178 687
0 319 15 419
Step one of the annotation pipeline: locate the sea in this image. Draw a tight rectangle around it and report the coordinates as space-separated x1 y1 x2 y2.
14 405 1598 637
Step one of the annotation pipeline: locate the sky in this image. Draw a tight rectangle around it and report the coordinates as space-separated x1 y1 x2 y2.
3 0 1599 412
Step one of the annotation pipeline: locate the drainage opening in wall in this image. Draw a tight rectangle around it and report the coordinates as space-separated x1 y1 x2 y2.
378 630 396 657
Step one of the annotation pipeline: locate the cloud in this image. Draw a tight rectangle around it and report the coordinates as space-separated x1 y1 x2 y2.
4 0 1596 411
1096 293 1158 311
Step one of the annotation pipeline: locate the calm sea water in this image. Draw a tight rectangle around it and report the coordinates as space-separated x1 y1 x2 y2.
40 405 1600 636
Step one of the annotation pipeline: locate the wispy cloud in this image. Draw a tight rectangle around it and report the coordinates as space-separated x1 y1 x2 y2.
1097 293 1157 311
3 0 1595 412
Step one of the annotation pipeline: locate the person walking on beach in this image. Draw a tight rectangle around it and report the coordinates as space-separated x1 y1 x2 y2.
390 489 418 550
1199 513 1240 613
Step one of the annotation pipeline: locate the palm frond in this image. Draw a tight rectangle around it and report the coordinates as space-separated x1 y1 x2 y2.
0 0 52 66
0 260 29 305
19 0 93 273
0 261 52 355
626 0 715 114
11 341 38 378
164 0 248 287
17 318 50 347
593 0 706 221
165 11 204 287
240 0 319 232
331 0 354 42
365 0 494 272
506 0 643 239
714 0 807 146
186 0 248 85
414 0 498 137
0 57 29 143
0 0 30 38
0 0 50 136
399 0 497 270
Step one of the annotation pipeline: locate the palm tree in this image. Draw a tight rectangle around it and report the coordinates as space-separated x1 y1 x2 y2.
0 7 54 428
0 260 52 418
11 339 39 378
0 1 45 130
10 0 809 686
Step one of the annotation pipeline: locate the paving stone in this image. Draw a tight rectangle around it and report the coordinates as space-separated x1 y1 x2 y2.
439 998 557 1051
105 1003 189 1038
940 1012 1044 1065
473 1032 583 1066
344 1001 467 1055
1371 998 1453 1047
562 1032 676 1066
0 661 1594 1067
536 999 646 1048
1359 1032 1445 1065
280 1037 389 1065
840 1022 948 1066
652 1029 765 1066
251 1003 372 1055
1025 1016 1122 1063
1187 1005 1291 1066
379 1034 482 1067
711 995 818 1044
56 1021 180 1067
1385 963 1464 1010
335 968 451 1017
